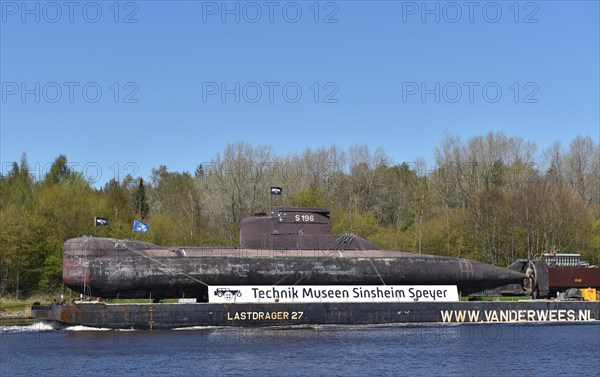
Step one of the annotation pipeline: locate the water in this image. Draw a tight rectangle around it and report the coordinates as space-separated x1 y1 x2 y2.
1 322 599 377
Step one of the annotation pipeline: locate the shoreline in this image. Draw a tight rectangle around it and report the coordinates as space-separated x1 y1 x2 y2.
0 318 37 326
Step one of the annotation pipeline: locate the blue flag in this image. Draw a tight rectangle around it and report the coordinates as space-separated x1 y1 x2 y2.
133 220 149 232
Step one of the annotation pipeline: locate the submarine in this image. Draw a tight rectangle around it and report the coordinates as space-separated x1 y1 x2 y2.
33 206 600 329
63 207 528 300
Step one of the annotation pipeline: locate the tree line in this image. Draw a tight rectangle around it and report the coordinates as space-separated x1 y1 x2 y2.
1 132 598 297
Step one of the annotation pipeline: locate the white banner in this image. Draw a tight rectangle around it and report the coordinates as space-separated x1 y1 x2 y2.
209 285 459 303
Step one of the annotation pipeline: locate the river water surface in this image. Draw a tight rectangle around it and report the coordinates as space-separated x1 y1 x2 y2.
1 322 599 376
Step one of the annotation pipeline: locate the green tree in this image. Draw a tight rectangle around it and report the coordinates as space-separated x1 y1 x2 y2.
134 178 149 220
290 184 326 208
44 155 71 184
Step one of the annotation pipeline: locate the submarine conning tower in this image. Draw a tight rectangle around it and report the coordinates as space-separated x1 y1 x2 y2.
240 206 380 250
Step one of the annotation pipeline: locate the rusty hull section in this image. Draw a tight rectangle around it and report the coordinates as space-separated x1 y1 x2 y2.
548 267 600 293
30 300 600 330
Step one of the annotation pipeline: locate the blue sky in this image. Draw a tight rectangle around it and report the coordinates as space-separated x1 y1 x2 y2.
1 1 598 186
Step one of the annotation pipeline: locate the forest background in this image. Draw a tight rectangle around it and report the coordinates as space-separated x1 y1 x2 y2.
1 132 598 297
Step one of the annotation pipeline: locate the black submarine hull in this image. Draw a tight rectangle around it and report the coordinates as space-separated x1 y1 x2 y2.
63 237 527 298
63 207 530 299
31 301 600 330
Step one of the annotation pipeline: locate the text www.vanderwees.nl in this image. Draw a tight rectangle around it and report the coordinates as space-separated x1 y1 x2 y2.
440 309 594 323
